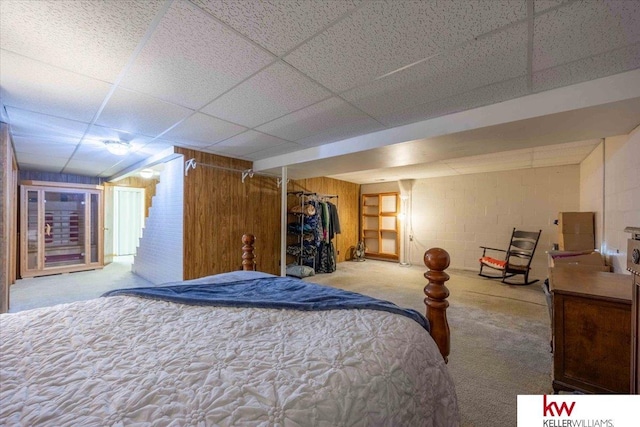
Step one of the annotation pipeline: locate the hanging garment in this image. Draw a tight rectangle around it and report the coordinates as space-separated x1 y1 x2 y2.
327 202 341 240
316 241 336 273
321 202 331 242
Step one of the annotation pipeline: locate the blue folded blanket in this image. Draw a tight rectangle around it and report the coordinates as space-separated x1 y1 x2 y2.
103 276 429 332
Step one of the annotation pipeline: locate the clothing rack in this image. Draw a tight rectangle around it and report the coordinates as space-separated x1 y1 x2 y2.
184 158 288 187
288 190 338 200
287 191 340 274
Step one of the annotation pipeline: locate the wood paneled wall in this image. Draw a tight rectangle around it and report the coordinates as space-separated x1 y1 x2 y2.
1 122 18 313
177 148 281 278
288 177 360 263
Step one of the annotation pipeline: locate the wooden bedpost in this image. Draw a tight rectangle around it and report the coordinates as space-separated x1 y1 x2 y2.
242 234 256 271
423 248 451 363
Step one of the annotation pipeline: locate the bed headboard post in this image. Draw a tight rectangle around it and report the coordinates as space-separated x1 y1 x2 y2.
423 248 451 363
242 234 256 271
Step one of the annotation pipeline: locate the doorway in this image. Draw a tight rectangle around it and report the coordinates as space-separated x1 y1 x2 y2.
113 187 145 256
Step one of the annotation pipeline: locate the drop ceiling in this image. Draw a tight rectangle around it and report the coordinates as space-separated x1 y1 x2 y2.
1 0 639 184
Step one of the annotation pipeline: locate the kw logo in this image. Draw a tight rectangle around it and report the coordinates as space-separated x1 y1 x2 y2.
543 395 576 417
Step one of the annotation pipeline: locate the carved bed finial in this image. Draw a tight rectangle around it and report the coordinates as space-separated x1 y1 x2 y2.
242 234 256 271
423 248 451 363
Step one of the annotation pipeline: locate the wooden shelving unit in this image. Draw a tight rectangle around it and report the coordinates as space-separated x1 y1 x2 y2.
361 192 399 261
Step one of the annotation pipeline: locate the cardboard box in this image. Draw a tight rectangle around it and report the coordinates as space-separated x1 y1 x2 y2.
558 233 595 251
552 251 604 266
557 212 594 234
552 253 611 272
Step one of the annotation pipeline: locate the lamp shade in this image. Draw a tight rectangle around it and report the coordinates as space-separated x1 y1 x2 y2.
139 169 154 179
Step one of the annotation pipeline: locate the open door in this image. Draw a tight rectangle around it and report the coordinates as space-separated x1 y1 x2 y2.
114 187 145 256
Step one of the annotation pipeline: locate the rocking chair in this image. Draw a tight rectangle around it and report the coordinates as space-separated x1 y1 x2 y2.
478 228 542 285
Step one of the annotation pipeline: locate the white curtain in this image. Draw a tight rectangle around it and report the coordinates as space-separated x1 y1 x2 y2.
114 187 145 256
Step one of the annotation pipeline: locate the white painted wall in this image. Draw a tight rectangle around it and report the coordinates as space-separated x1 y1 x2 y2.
600 130 640 273
579 142 604 251
362 165 580 281
132 156 184 284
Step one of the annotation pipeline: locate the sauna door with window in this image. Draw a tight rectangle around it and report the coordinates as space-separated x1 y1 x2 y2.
20 182 103 278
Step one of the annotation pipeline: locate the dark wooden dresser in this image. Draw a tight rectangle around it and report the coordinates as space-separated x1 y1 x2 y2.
550 267 632 394
626 226 640 394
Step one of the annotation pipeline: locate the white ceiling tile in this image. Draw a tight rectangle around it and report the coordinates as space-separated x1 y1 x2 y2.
15 150 72 166
209 130 293 157
532 157 583 168
17 162 65 174
285 0 526 92
330 162 458 184
445 150 533 169
83 124 150 147
11 136 78 157
0 50 112 123
120 0 275 109
135 139 176 156
5 107 88 140
201 62 331 127
243 141 303 161
380 76 529 127
70 139 144 162
0 0 165 82
96 88 193 137
191 0 362 55
344 23 528 119
539 139 602 150
297 120 385 148
534 0 571 14
452 160 533 175
99 156 153 178
64 146 148 175
533 0 640 72
533 42 640 93
162 112 246 146
256 97 382 143
532 140 600 161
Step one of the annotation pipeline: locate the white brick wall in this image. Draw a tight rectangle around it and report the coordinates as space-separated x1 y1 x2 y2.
363 165 580 281
132 156 184 284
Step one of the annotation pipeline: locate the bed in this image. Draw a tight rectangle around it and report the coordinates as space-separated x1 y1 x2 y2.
0 235 459 426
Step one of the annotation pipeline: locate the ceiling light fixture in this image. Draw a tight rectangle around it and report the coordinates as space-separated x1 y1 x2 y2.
104 140 131 156
139 169 154 179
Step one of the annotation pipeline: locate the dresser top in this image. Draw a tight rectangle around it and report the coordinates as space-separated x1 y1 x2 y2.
550 266 632 302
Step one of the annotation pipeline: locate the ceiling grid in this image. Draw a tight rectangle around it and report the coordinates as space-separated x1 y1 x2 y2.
0 0 638 182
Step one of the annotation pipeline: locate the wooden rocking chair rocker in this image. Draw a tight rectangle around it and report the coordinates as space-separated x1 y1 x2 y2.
478 228 542 285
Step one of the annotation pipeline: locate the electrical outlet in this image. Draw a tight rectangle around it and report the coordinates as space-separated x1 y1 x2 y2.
409 235 414 241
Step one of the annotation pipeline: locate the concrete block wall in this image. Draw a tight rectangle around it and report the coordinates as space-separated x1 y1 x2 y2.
368 165 580 281
132 156 184 284
579 143 604 251
601 130 640 273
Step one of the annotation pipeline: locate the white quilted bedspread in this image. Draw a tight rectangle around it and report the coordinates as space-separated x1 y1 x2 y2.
1 295 458 426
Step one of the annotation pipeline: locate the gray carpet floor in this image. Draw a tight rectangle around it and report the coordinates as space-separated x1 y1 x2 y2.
8 258 552 426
